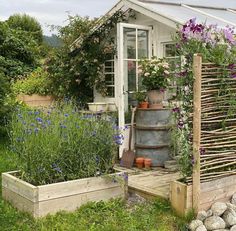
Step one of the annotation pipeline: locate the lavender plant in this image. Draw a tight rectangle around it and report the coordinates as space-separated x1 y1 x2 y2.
9 102 125 185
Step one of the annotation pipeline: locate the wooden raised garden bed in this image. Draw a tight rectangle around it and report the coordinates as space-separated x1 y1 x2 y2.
17 94 54 107
2 171 128 218
170 175 236 215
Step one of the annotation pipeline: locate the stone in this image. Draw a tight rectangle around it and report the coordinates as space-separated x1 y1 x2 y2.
213 229 229 231
222 209 236 227
226 203 236 212
189 220 203 231
211 202 227 216
231 194 236 206
204 216 226 230
195 224 207 231
206 209 213 217
197 211 208 221
230 225 236 231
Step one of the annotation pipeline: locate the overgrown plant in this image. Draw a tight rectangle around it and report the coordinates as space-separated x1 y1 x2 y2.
9 102 125 185
46 11 135 103
171 18 236 179
12 67 53 96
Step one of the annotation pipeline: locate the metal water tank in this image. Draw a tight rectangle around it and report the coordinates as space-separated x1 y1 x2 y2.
135 108 171 166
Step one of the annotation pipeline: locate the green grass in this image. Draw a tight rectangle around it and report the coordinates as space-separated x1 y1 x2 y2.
0 139 191 231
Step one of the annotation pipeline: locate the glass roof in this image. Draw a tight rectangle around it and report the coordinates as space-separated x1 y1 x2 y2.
139 0 236 9
137 0 236 27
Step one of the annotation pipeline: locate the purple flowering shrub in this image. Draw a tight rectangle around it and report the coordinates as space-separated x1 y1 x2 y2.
10 102 125 185
171 19 236 179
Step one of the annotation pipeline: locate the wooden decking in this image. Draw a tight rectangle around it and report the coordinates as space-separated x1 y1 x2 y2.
114 165 180 200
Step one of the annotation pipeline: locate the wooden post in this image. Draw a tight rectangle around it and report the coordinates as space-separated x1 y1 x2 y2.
192 54 202 212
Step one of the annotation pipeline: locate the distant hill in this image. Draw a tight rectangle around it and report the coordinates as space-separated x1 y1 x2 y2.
43 34 62 47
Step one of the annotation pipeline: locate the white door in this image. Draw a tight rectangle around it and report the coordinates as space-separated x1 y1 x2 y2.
116 23 152 156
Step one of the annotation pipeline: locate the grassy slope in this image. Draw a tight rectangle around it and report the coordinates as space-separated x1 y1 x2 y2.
0 140 190 231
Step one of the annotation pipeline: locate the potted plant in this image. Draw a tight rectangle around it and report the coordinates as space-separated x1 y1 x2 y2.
139 58 170 108
134 91 148 109
2 102 128 218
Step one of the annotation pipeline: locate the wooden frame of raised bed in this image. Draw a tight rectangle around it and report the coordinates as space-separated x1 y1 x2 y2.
170 175 236 215
2 171 128 218
17 94 54 107
170 54 236 215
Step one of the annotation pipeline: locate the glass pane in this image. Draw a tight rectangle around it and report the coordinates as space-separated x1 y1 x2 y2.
124 28 136 59
138 30 148 59
164 43 176 57
105 74 114 85
107 87 114 97
127 61 136 92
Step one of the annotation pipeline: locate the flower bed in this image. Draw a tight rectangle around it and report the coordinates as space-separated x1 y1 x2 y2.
2 171 127 218
3 102 127 216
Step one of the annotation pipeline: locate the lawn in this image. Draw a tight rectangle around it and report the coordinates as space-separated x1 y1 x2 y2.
0 139 190 231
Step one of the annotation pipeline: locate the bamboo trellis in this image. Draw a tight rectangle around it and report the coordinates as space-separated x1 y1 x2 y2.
192 54 236 210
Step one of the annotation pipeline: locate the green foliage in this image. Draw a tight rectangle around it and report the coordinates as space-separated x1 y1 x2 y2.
171 19 236 179
46 11 134 103
9 102 124 185
7 13 43 44
139 58 171 91
0 72 11 136
134 91 146 102
0 20 39 79
12 67 53 96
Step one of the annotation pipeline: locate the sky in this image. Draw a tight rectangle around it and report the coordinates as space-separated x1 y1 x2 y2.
0 0 119 35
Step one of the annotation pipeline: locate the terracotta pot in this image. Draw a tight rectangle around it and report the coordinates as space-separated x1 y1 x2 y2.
138 101 149 109
144 158 152 169
147 90 164 109
136 157 144 169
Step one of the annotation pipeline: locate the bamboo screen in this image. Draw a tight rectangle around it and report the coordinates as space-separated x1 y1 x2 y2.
196 59 236 183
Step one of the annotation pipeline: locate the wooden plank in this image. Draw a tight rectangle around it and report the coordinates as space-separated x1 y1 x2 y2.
2 187 39 217
200 175 236 192
192 54 202 212
38 186 124 217
200 184 236 204
2 172 38 202
38 174 127 201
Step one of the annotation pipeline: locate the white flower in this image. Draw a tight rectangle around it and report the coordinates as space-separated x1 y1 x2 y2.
144 72 150 77
164 70 170 75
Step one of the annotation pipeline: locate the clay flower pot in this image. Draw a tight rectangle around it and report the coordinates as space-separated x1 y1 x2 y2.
144 158 152 169
136 157 144 169
147 90 164 109
138 101 149 109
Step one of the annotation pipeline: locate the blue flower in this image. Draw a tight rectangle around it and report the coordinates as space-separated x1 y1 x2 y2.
36 117 43 123
64 113 69 117
60 123 67 128
52 163 62 173
46 120 51 125
34 128 40 133
17 114 23 119
28 111 33 115
30 123 35 127
34 111 40 115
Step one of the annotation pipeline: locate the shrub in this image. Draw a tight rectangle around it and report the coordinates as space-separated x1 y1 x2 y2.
0 72 11 137
12 67 53 96
9 102 124 185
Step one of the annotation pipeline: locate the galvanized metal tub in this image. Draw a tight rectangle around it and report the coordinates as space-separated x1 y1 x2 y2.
135 108 172 167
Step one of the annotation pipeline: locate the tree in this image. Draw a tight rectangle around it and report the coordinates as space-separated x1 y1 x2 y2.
0 20 39 79
7 13 43 44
